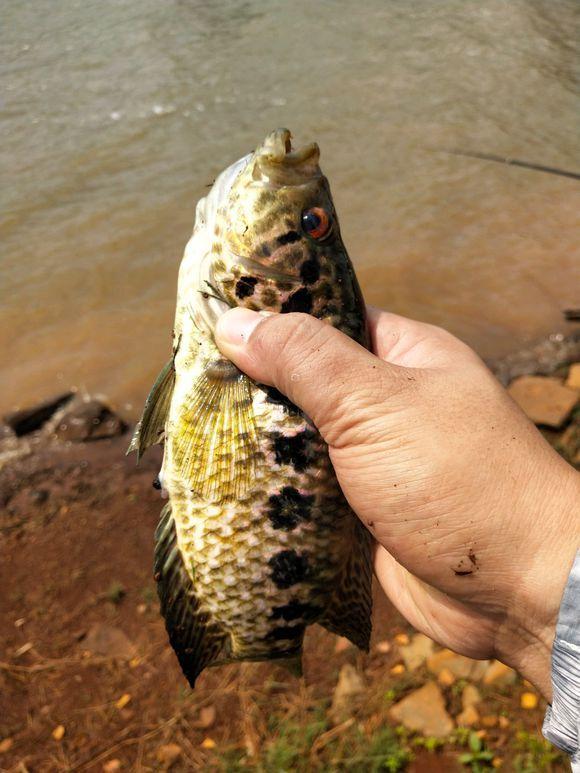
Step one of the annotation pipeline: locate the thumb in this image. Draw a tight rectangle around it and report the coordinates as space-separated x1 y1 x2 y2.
215 308 404 447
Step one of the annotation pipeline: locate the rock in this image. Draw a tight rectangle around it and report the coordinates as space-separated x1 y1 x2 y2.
390 682 454 737
52 397 127 442
482 715 498 728
489 331 580 387
4 392 74 436
375 640 392 655
462 684 482 709
565 363 580 390
456 705 479 727
52 725 65 741
437 668 456 687
498 715 510 728
156 743 182 767
330 664 365 722
82 623 136 660
483 660 517 687
507 376 577 428
427 649 489 681
394 633 410 645
0 738 13 753
192 705 216 729
390 664 405 676
399 633 435 671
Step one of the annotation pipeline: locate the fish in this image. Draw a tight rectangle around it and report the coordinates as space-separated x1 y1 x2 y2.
128 128 372 686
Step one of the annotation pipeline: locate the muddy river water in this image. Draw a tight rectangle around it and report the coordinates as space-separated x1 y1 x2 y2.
2 0 579 417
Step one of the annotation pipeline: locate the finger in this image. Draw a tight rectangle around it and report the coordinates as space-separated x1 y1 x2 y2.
366 306 478 370
215 308 408 447
374 545 495 659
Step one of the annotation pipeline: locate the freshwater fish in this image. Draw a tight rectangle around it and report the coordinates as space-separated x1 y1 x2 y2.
129 128 372 686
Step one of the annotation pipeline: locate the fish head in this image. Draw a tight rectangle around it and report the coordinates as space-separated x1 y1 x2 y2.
184 129 367 345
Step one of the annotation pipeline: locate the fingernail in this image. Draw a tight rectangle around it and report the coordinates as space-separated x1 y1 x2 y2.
215 307 269 347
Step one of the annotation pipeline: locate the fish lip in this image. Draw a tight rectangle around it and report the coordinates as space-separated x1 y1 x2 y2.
253 128 321 184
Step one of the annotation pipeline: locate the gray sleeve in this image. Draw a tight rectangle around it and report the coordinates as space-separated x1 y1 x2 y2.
543 550 580 772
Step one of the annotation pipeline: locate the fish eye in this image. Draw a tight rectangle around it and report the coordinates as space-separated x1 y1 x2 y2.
301 207 331 240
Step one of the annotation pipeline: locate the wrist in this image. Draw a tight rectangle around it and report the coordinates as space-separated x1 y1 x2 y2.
498 459 579 699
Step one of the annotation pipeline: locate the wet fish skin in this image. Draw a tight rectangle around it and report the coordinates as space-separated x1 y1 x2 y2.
131 129 373 686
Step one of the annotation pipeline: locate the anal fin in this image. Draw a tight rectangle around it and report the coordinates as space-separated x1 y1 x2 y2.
317 519 373 651
154 503 228 687
127 358 175 460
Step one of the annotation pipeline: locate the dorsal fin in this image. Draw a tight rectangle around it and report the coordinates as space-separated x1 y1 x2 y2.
169 360 259 502
127 358 175 461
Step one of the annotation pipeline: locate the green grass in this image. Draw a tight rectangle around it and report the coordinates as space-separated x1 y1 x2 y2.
512 730 565 773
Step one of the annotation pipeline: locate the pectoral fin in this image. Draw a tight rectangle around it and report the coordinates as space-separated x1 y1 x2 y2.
171 360 259 502
127 358 175 460
155 503 228 687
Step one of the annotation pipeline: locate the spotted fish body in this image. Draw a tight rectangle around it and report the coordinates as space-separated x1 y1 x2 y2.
130 129 372 686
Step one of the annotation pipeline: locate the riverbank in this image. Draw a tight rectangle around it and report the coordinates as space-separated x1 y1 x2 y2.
0 332 578 771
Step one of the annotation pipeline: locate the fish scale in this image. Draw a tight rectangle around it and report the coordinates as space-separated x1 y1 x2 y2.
129 128 373 686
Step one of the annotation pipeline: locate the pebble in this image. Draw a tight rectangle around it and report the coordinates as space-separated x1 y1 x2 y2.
389 681 454 737
508 375 578 428
437 667 456 686
565 363 580 390
390 664 405 676
82 623 136 660
456 705 479 727
483 660 517 687
521 692 539 710
399 633 435 671
330 664 365 722
427 649 489 680
157 743 183 766
462 684 482 709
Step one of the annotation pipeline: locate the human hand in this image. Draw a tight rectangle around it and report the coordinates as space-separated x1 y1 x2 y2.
215 306 579 699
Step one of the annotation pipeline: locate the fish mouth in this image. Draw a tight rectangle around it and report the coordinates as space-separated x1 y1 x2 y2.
252 128 321 186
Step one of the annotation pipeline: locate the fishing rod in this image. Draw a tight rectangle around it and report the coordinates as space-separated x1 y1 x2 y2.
436 148 580 181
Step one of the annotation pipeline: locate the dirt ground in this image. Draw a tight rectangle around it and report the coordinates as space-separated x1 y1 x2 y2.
0 429 570 772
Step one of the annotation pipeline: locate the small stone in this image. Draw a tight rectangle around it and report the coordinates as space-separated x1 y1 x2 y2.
157 743 183 766
375 640 392 654
115 693 131 710
330 664 365 722
427 649 489 680
136 603 147 615
82 623 136 660
498 715 510 729
103 760 122 772
390 664 405 676
389 681 454 737
399 633 434 671
52 725 65 741
0 738 13 753
14 618 25 628
456 705 479 727
437 668 456 687
507 375 578 428
200 738 216 750
394 633 410 645
482 715 498 728
492 757 503 769
462 684 482 709
565 363 580 390
334 636 351 653
521 692 538 710
193 705 216 729
483 660 517 687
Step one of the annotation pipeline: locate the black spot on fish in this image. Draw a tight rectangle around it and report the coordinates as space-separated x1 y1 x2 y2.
273 430 316 472
267 486 314 531
268 550 309 589
267 625 304 641
235 276 258 299
281 287 313 314
299 257 320 285
272 599 322 621
152 476 161 490
261 385 300 414
277 230 302 246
